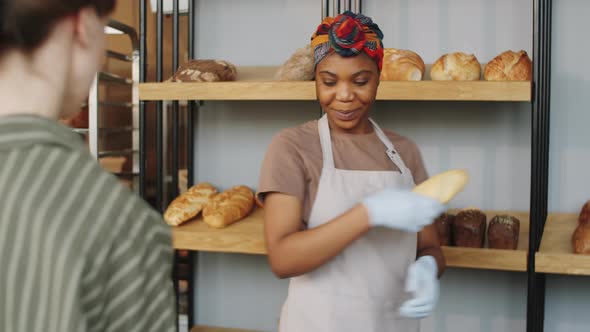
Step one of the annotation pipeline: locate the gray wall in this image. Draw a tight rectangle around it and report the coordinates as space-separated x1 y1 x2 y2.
188 0 590 331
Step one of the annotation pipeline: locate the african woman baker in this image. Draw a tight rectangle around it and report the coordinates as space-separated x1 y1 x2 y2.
257 11 446 332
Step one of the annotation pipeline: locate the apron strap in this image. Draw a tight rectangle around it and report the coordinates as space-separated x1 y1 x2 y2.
368 118 410 173
318 114 410 172
318 115 335 169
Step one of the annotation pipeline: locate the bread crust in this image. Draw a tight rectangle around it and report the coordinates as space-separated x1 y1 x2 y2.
164 183 218 226
203 185 255 228
484 50 532 81
430 52 481 81
573 200 590 254
171 60 237 82
380 48 425 81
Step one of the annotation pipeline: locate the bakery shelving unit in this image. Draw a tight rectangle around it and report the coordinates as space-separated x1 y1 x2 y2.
87 19 140 191
138 0 552 332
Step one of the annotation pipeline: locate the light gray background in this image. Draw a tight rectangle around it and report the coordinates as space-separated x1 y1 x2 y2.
184 0 590 331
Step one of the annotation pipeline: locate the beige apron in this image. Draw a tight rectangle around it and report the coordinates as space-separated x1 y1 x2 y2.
279 114 419 332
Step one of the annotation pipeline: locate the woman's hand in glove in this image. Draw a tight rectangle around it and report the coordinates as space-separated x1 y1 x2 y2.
399 255 439 319
362 189 445 233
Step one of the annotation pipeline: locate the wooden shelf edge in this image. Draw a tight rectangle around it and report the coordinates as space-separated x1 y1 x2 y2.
443 246 527 272
191 325 262 332
535 252 590 276
139 81 532 102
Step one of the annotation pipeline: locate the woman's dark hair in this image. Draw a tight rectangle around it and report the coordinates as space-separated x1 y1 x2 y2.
0 0 116 55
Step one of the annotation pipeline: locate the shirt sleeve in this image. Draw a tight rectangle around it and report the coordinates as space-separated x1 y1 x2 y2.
257 130 307 205
406 140 429 185
101 198 176 332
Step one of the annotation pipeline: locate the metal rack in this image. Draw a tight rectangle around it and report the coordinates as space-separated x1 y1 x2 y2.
88 19 140 191
139 1 196 330
139 0 553 331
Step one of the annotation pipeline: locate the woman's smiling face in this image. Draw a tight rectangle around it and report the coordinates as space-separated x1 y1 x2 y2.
315 52 380 134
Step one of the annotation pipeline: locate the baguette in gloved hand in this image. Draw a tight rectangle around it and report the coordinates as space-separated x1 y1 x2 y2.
362 189 445 233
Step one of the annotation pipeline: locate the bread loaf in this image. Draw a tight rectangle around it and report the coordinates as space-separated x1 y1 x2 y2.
164 183 218 226
434 213 455 246
453 209 486 248
380 48 425 81
275 45 314 81
430 52 481 81
484 50 532 81
171 60 237 82
412 169 469 204
572 200 590 254
573 224 590 254
203 185 255 228
578 200 590 226
487 215 520 250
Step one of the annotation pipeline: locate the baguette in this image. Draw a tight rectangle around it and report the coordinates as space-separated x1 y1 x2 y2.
203 185 255 228
164 182 218 226
412 169 469 204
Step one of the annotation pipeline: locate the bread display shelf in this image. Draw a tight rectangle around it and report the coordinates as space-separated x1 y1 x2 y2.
442 209 529 272
191 326 260 332
173 208 530 271
536 213 590 275
139 66 531 102
173 207 266 255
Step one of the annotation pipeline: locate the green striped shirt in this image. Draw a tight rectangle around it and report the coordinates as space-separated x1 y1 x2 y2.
0 115 175 332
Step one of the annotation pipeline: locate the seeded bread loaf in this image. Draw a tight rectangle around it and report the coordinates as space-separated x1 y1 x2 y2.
434 213 455 246
488 215 520 250
453 209 486 248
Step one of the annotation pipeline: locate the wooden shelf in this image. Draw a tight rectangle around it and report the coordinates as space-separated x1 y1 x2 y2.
139 66 532 102
441 210 529 272
173 208 266 255
173 208 530 271
191 326 260 332
535 213 590 275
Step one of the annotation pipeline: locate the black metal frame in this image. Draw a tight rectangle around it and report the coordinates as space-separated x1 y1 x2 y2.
139 0 197 329
527 0 552 331
139 0 147 199
139 0 553 330
187 0 197 325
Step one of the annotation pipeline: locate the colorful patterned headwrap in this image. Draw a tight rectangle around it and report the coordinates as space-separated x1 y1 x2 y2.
311 11 384 71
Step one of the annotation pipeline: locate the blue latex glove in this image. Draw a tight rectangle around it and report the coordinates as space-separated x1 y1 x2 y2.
399 255 439 319
362 189 446 233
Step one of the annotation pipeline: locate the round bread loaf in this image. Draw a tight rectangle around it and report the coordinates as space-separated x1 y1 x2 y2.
484 50 532 81
172 59 237 82
380 48 425 81
275 45 314 81
430 52 481 81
